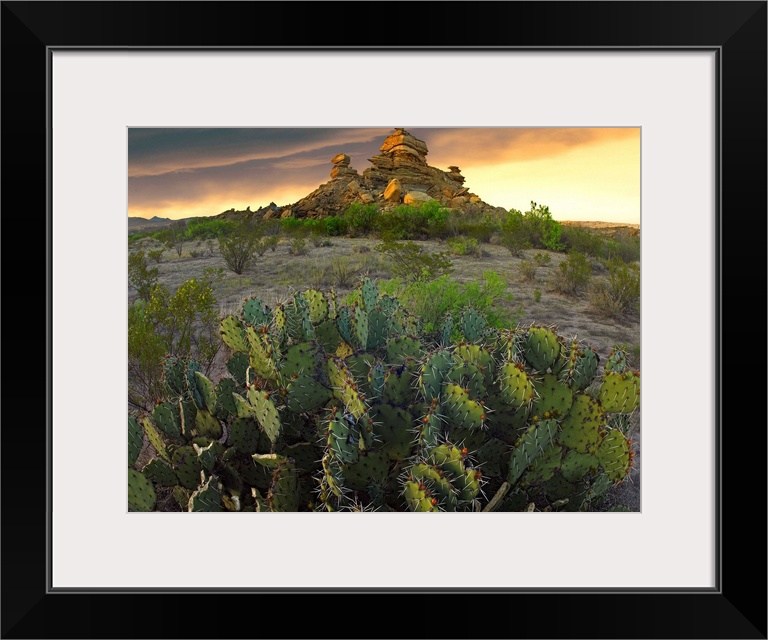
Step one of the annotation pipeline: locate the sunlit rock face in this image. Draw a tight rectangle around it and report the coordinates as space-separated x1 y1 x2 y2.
281 128 507 219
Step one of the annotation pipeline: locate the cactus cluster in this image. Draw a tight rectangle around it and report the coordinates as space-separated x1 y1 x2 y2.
128 277 639 512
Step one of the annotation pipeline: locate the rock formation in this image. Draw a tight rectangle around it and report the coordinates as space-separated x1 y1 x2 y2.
252 128 508 220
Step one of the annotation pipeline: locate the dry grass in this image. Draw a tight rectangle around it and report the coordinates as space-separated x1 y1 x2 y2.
129 234 642 511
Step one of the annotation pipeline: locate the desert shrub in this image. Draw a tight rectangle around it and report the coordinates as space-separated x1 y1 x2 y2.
533 252 551 266
128 270 222 411
374 239 453 282
262 220 282 237
518 260 537 281
205 239 216 256
324 216 347 237
185 218 235 240
353 244 371 254
163 220 188 257
147 248 165 264
379 271 520 337
603 230 640 264
552 251 592 294
219 219 263 274
589 259 640 317
499 208 527 256
343 203 379 236
560 226 604 257
329 256 355 288
446 236 480 256
500 202 564 255
289 238 310 256
376 200 451 240
128 250 159 300
533 288 542 302
263 236 279 252
447 213 499 243
189 249 204 258
281 217 323 238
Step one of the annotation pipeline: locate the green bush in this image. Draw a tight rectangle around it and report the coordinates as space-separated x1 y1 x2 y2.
603 230 640 264
376 200 451 240
128 250 159 300
499 208 527 256
219 219 262 274
500 202 564 255
289 238 310 256
446 236 480 256
343 203 379 236
552 251 592 294
324 216 347 237
128 270 222 411
374 239 453 282
560 226 604 257
146 248 165 264
163 220 188 258
517 260 537 281
379 271 520 338
533 288 542 302
185 218 236 240
533 252 551 266
589 259 640 317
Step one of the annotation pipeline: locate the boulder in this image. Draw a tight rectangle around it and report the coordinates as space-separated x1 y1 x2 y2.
383 179 402 203
404 191 433 205
331 153 350 166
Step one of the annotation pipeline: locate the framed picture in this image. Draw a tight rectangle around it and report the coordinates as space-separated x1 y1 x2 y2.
4 1 764 638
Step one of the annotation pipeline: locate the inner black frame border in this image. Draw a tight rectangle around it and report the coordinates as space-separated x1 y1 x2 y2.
2 2 765 638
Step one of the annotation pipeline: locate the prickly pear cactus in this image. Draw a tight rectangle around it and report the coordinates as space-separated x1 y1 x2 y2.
131 278 639 512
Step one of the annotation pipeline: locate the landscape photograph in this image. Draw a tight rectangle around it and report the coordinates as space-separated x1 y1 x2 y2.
127 126 641 513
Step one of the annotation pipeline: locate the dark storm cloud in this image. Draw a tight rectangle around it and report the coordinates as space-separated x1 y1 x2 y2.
128 127 391 177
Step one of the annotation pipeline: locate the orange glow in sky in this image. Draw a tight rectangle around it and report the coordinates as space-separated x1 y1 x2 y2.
128 128 640 223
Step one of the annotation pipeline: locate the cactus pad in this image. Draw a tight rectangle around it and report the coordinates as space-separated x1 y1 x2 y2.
128 469 157 512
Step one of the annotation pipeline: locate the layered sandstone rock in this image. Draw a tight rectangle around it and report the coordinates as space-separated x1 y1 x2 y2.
280 128 506 219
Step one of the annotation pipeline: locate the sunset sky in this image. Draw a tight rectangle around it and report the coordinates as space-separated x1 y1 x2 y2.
128 127 640 224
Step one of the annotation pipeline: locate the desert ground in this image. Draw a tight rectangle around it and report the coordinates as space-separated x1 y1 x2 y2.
129 230 641 510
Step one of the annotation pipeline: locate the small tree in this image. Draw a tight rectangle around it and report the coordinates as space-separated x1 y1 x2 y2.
164 220 188 258
374 240 453 282
128 250 159 300
219 219 262 274
499 208 527 256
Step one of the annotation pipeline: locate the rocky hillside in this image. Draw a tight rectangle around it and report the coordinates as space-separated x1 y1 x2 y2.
256 128 508 221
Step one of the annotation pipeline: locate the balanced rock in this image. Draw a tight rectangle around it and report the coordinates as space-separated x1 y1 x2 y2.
279 127 506 220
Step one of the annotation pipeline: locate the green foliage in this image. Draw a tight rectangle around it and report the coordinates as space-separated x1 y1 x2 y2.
128 251 159 300
185 218 236 240
517 260 537 281
342 203 379 236
376 200 451 240
500 202 565 255
219 219 263 274
164 220 188 257
446 236 480 256
131 278 639 512
324 216 347 237
281 217 324 238
533 252 551 266
553 251 592 294
379 271 519 338
499 208 527 256
533 289 542 303
374 240 453 282
147 248 165 264
603 230 640 264
446 213 499 243
589 259 640 317
289 238 310 256
560 226 604 257
129 272 222 411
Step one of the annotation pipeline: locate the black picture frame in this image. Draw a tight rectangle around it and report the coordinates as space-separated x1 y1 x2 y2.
2 2 765 638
